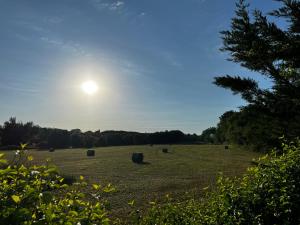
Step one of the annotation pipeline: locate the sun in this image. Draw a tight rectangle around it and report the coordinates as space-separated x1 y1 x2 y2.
81 80 99 95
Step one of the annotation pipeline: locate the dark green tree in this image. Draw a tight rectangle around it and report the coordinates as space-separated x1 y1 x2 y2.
200 127 217 144
215 0 300 150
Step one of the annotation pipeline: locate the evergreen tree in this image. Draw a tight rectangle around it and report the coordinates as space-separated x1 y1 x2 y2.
215 0 300 150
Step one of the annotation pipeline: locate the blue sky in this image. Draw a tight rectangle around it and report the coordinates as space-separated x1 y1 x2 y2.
0 0 280 133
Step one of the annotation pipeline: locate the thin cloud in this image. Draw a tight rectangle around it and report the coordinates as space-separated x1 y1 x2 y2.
45 16 63 24
40 36 62 46
110 1 124 10
89 0 125 12
16 21 49 33
0 83 40 95
138 12 146 18
40 36 89 57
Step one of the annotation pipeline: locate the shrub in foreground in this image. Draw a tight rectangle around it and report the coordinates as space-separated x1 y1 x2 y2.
139 140 300 225
0 145 115 225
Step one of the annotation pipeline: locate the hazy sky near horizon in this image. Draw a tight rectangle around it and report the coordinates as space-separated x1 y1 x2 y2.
0 0 279 134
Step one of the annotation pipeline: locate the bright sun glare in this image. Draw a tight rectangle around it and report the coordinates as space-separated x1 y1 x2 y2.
81 80 99 95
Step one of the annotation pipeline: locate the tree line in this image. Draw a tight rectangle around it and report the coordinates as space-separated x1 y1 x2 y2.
0 117 203 150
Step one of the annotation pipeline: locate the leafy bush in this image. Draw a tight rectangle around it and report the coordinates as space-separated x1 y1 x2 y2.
138 140 300 225
132 199 203 225
0 145 115 225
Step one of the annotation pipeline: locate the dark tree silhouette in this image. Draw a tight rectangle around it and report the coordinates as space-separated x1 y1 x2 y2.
0 118 201 149
214 0 300 150
200 127 217 144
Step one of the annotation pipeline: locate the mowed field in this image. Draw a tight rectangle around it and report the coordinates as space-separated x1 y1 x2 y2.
2 145 262 217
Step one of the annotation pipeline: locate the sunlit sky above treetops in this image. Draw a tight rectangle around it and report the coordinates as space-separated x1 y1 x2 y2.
0 0 279 134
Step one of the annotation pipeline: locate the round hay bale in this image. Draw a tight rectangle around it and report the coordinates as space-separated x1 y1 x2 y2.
87 149 95 157
132 153 144 164
225 145 229 150
49 148 55 152
162 148 168 153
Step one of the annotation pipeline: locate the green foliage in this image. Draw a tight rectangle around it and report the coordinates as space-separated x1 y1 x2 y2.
216 108 284 151
202 140 300 224
199 127 217 144
138 140 300 224
0 145 114 225
214 0 300 151
136 199 204 225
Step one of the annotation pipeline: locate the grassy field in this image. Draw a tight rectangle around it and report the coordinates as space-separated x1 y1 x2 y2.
2 145 262 218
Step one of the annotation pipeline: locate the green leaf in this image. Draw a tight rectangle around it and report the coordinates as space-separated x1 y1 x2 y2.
11 195 21 204
20 143 27 150
103 183 115 193
102 218 110 225
128 200 135 206
46 167 57 173
61 184 69 188
92 184 100 190
0 159 7 164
